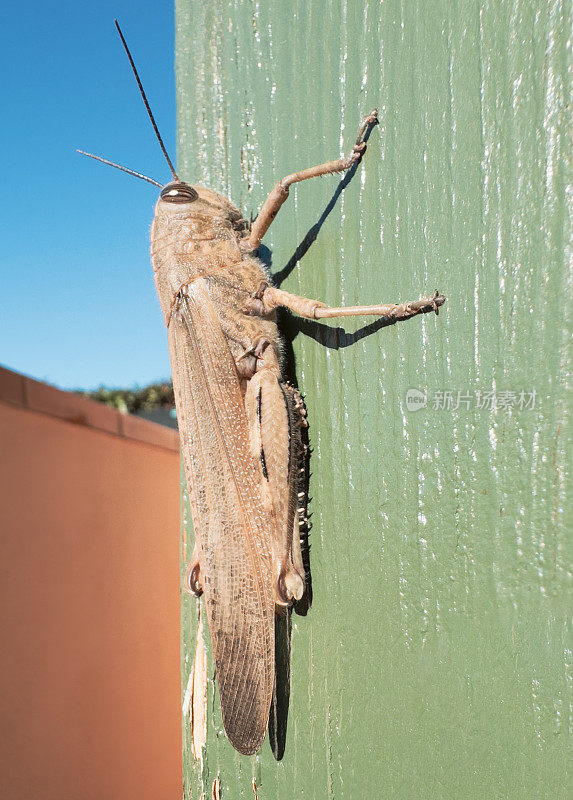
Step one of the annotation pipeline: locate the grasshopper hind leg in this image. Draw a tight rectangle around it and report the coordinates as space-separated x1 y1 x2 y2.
243 344 307 607
286 384 308 587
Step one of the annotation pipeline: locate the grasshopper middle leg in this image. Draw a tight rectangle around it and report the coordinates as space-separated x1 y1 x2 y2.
247 284 446 321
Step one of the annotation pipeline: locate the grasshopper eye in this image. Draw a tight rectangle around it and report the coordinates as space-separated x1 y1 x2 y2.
160 183 198 203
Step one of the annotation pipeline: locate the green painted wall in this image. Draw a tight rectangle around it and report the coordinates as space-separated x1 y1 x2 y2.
175 1 571 797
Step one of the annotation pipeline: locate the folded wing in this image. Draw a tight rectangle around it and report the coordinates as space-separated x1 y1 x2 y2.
168 277 275 755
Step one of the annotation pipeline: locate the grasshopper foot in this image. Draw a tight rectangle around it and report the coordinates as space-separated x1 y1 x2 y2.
184 545 203 597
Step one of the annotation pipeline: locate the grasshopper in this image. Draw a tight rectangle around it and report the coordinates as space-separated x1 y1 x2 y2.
79 22 445 755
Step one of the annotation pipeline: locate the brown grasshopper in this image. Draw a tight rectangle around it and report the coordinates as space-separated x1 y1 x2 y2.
79 22 445 755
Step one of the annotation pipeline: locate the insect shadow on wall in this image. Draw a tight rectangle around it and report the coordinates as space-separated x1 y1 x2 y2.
78 21 445 760
260 118 380 757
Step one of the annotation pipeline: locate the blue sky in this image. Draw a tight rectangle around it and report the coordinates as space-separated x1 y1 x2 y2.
1 1 177 390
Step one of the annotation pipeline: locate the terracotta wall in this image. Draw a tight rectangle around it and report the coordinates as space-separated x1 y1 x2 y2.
0 367 181 800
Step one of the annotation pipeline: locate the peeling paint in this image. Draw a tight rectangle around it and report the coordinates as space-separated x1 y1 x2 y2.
191 610 207 760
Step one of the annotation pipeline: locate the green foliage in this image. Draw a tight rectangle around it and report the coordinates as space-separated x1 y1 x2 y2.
80 382 174 414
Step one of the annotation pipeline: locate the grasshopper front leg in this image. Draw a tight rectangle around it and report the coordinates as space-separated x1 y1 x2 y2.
248 285 446 321
242 110 379 252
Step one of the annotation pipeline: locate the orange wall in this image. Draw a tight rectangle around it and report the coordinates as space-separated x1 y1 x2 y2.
0 369 181 800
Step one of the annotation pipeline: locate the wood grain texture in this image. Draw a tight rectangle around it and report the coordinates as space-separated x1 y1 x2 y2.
176 1 571 796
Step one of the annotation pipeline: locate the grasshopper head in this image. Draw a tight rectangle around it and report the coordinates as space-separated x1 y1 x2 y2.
154 180 244 225
151 180 246 279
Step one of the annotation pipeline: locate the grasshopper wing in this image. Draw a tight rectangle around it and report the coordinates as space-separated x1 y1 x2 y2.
168 277 275 755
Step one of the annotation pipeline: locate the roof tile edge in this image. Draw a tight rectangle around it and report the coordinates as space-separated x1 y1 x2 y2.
0 365 179 453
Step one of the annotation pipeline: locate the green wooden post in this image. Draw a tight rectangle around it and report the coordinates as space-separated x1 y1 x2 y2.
176 1 571 797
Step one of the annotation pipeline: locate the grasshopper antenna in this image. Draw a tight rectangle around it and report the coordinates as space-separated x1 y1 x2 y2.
75 150 162 187
114 19 179 181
